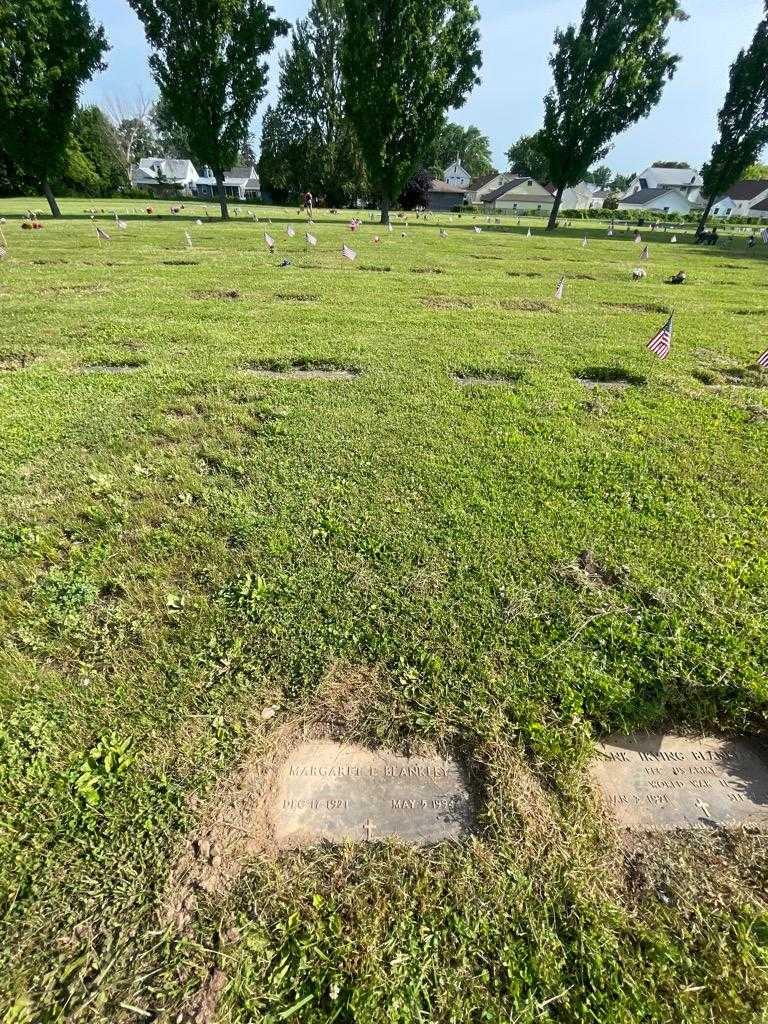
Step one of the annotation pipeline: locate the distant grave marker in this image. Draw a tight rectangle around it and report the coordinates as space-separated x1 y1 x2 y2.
271 740 472 847
591 734 768 830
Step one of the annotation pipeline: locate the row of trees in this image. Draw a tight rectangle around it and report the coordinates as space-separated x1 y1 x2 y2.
0 0 484 224
507 0 767 231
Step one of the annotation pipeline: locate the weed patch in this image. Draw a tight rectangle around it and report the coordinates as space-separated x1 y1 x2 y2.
575 367 646 389
421 297 473 310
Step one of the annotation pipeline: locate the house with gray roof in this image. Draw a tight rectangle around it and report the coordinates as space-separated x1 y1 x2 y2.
427 179 467 211
195 165 261 200
482 177 554 214
711 180 768 219
623 165 703 203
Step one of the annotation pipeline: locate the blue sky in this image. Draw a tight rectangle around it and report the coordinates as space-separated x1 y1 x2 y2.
82 0 766 175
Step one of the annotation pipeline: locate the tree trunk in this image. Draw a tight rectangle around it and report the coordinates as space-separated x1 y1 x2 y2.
43 179 61 218
380 198 390 225
546 183 565 230
216 174 229 221
696 194 716 236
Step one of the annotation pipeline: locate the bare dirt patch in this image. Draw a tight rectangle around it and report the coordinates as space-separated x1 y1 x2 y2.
557 549 628 591
506 270 542 278
575 367 646 390
80 361 147 374
0 350 37 371
570 273 596 280
471 254 503 261
693 367 767 389
246 360 360 381
411 267 445 275
358 265 391 273
31 258 69 266
732 308 767 317
453 370 522 386
422 297 474 310
498 298 557 313
43 283 109 296
191 289 240 300
163 259 199 266
602 302 670 315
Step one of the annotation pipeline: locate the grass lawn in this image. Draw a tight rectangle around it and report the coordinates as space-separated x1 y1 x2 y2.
1 196 768 1023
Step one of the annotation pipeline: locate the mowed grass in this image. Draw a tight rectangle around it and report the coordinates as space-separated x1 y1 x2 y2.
1 196 768 1023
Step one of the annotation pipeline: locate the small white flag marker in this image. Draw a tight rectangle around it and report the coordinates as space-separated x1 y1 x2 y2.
184 230 193 248
555 276 566 300
305 232 317 246
265 232 275 249
287 225 295 237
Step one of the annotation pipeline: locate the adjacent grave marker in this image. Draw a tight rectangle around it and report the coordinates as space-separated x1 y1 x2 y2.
272 740 472 847
591 734 768 830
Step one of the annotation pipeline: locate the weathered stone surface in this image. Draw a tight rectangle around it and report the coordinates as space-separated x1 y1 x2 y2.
271 740 472 847
591 734 768 830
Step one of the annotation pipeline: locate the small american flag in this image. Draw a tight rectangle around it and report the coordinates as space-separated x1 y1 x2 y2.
634 232 642 244
474 226 482 234
757 348 768 370
287 225 295 237
440 229 448 238
582 235 587 247
96 227 110 241
305 232 317 246
526 227 531 237
647 315 673 360
388 223 393 234
555 276 566 299
761 228 768 244
670 235 677 244
184 230 193 248
0 244 6 260
342 244 356 261
640 245 649 260
117 220 127 230
265 232 275 249
607 228 613 236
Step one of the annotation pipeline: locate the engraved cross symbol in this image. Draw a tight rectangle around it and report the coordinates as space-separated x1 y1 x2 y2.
364 818 374 842
696 799 711 819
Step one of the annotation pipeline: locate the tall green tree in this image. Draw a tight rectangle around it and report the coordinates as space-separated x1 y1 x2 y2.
539 0 682 230
128 0 288 220
505 132 549 182
259 0 367 205
697 7 768 233
583 165 612 187
0 0 108 217
341 0 482 224
426 121 494 178
60 106 127 196
742 161 768 180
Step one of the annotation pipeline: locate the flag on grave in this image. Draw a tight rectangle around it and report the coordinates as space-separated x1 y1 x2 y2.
388 223 393 234
761 228 768 244
265 233 275 249
117 220 127 230
184 230 193 248
757 348 768 370
647 315 673 360
196 219 203 226
607 228 613 236
670 235 677 243
526 228 531 237
0 245 6 260
305 232 317 246
440 229 448 238
474 226 482 233
640 245 649 260
96 227 110 241
555 276 566 299
634 232 642 244
342 244 357 261
582 235 588 247
287 225 295 237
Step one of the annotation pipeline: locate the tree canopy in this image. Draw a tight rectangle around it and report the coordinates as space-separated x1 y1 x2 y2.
539 0 681 229
426 122 494 178
698 6 768 231
505 132 549 183
259 0 367 206
341 0 482 223
742 161 768 180
0 0 108 216
128 0 288 219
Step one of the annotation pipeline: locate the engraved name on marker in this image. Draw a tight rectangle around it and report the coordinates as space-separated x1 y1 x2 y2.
271 740 472 847
591 734 768 830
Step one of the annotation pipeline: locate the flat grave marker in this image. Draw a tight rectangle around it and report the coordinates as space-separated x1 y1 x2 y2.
591 733 768 830
271 740 472 847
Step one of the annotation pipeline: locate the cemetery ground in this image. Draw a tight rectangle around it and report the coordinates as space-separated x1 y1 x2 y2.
1 196 767 1023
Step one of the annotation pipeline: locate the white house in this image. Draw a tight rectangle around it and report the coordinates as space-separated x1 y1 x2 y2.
443 160 472 189
752 197 768 221
130 157 199 194
623 165 703 203
711 180 768 218
559 181 605 210
617 187 695 215
482 177 555 215
195 165 261 200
